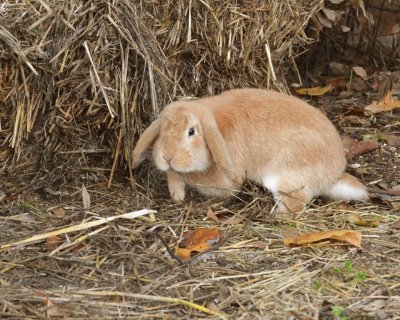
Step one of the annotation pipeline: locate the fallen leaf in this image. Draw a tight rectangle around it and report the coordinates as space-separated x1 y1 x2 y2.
341 25 350 32
43 235 63 252
391 185 400 191
349 77 368 92
329 62 350 76
348 213 380 227
219 215 244 225
383 134 400 147
365 85 400 113
247 240 269 249
326 76 348 89
342 136 379 160
284 228 301 238
294 84 333 96
322 7 336 22
316 11 332 28
366 99 400 113
377 74 394 101
176 228 225 260
352 66 368 80
206 208 220 223
44 296 69 317
206 302 222 314
283 230 362 248
329 0 345 3
51 207 65 218
81 185 90 209
389 219 400 230
338 203 355 210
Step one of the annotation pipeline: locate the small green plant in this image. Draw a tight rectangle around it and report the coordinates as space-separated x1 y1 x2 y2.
332 259 367 285
314 281 322 291
344 259 353 273
353 271 367 284
333 267 342 275
331 305 348 320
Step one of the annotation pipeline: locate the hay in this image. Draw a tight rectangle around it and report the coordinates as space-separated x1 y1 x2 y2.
0 0 321 184
1 181 399 318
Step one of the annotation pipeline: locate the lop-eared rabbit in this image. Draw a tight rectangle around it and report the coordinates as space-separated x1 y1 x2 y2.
133 88 368 212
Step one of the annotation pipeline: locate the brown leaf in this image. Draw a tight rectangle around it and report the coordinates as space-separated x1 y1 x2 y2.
316 11 332 28
329 63 350 76
43 235 63 252
283 230 362 248
51 207 65 218
349 77 368 92
294 84 333 96
389 219 400 230
365 86 400 114
348 213 380 227
322 7 336 22
342 136 379 160
341 25 350 32
366 99 400 113
326 76 348 89
352 66 368 80
247 240 269 249
176 228 225 260
44 297 69 317
383 134 400 147
219 215 244 225
338 203 355 210
206 302 222 314
206 208 220 223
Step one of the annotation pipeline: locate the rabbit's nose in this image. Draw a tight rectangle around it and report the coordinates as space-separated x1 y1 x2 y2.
163 156 172 165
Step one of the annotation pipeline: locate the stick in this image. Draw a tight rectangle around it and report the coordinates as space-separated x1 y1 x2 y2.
0 209 156 250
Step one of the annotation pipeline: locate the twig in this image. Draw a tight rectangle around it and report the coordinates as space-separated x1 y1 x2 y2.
368 187 400 196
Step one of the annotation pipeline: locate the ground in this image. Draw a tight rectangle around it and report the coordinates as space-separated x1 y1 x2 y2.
1 94 400 319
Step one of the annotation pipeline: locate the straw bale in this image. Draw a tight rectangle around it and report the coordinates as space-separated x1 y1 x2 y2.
0 0 321 184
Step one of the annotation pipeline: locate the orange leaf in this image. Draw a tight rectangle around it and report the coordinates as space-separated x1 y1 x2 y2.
341 136 379 160
365 100 400 113
283 230 362 248
176 228 225 260
294 84 333 96
365 88 400 114
43 235 63 251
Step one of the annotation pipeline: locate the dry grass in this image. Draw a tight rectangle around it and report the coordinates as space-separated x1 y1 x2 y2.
1 179 400 318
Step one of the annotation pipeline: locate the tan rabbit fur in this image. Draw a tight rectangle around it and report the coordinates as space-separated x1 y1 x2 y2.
133 88 368 213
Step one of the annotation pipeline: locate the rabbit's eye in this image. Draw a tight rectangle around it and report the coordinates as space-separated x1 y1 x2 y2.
188 127 195 137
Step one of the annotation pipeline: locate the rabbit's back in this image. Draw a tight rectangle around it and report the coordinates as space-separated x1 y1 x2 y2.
198 89 346 194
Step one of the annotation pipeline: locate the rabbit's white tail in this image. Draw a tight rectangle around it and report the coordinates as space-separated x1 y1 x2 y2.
325 173 369 201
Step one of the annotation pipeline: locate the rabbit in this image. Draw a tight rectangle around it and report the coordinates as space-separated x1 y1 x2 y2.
132 88 368 213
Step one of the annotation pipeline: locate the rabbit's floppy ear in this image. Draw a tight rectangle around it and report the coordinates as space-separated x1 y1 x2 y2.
132 119 161 168
197 108 235 180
